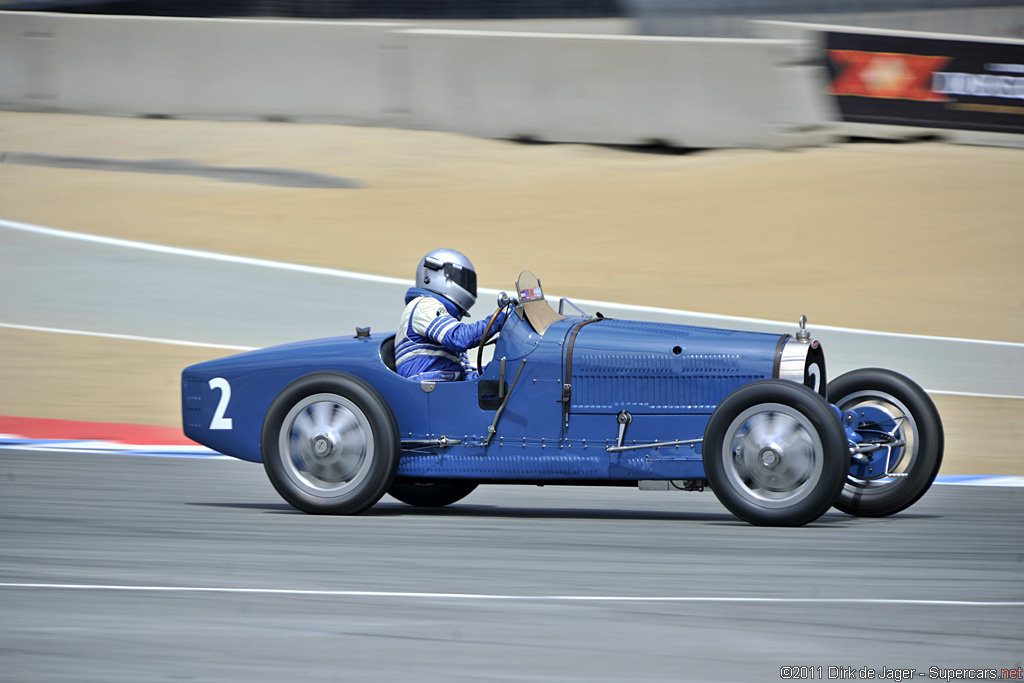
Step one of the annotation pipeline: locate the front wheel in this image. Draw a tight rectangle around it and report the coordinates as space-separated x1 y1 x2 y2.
262 372 400 514
703 380 848 526
829 369 943 517
388 481 479 508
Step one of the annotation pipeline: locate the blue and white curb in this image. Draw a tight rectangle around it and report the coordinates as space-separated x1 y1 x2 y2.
0 435 230 459
933 475 1024 487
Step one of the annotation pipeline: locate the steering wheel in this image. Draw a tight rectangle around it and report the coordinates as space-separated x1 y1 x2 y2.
476 303 511 375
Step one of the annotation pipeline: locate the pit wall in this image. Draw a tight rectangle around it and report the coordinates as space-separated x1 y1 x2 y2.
0 11 829 148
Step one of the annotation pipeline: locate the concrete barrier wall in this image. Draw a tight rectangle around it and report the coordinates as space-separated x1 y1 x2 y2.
399 29 827 148
0 12 408 123
0 11 830 148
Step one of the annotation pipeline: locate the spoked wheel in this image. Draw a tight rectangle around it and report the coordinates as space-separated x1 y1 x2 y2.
703 380 847 526
388 481 479 508
828 369 943 518
262 372 399 514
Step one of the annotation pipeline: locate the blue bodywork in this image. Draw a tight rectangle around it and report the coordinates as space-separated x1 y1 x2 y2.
183 306 805 483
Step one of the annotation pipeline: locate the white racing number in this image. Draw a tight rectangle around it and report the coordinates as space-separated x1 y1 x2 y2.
208 377 233 430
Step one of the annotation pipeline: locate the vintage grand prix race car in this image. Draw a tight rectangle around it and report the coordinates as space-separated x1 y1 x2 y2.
181 271 943 526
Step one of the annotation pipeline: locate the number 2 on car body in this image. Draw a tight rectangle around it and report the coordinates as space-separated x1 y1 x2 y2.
208 377 233 430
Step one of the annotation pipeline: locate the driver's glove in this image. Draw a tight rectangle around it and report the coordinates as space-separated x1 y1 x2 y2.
490 308 509 334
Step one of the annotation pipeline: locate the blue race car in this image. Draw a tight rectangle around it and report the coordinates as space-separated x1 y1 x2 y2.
181 271 943 526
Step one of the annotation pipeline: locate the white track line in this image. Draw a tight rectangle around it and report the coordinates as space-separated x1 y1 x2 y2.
0 322 255 351
570 295 1024 348
0 583 1021 606
928 389 1024 400
4 216 1022 349
1 217 408 285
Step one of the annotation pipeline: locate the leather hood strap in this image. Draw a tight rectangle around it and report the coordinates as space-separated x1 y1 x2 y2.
560 316 604 426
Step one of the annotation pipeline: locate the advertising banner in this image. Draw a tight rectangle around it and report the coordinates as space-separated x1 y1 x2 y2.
825 31 1024 134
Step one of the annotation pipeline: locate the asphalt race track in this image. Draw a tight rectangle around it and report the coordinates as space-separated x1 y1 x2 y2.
1 449 1022 682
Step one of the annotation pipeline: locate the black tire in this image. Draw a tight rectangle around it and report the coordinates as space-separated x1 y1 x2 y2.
703 380 848 526
261 372 400 515
828 369 943 518
388 481 479 508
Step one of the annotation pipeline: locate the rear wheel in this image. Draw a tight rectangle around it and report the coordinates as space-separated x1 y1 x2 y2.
262 372 399 514
388 481 479 508
703 380 847 526
828 369 943 517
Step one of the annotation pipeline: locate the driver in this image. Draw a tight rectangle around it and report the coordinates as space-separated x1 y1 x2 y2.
395 248 507 382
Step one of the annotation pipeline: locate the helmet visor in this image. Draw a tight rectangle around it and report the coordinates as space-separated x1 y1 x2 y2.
444 263 477 299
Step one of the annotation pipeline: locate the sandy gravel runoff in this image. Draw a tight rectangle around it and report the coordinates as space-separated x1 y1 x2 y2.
1 112 1022 475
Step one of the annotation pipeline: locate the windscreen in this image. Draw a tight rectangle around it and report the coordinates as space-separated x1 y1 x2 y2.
516 270 565 335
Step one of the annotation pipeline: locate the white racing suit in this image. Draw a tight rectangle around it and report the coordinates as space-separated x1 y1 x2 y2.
395 288 505 382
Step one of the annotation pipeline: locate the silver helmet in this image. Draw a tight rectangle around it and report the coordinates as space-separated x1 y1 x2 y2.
416 248 478 316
